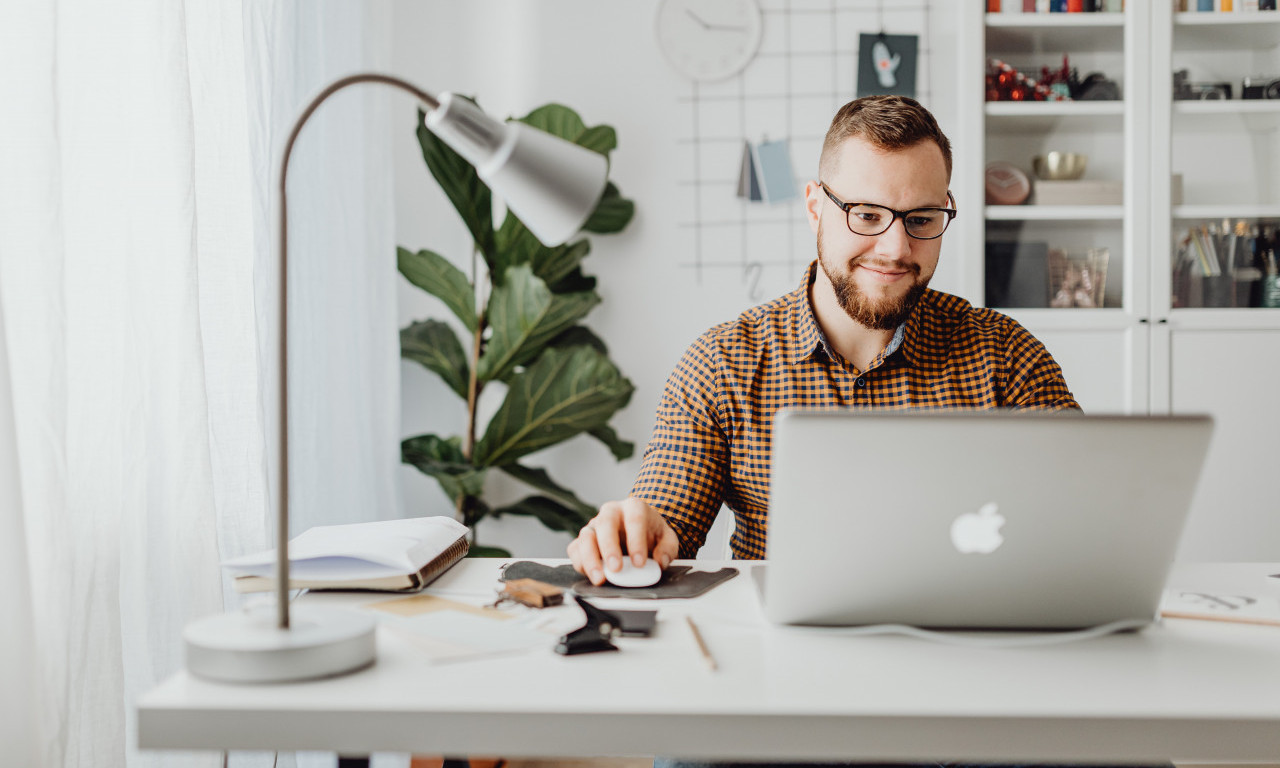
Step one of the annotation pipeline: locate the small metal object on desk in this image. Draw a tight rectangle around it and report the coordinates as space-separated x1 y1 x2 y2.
492 578 564 609
555 595 621 655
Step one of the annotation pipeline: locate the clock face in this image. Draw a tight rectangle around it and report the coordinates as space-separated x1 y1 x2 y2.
655 0 764 82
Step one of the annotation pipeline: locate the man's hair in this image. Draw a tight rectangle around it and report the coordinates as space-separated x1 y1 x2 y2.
818 95 953 182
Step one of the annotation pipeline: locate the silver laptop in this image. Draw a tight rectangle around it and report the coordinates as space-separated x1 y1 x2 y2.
758 409 1214 628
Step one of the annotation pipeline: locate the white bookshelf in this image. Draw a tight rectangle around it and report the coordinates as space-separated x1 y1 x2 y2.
958 2 1280 560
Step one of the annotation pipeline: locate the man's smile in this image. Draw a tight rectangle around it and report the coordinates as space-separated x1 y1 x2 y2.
854 260 917 284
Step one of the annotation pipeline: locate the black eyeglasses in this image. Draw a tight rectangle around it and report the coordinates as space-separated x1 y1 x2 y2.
820 182 957 240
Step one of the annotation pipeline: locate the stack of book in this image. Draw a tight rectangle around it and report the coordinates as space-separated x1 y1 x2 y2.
987 1 1123 12
1180 1 1277 12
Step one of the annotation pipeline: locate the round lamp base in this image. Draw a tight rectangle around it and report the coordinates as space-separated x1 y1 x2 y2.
184 604 376 683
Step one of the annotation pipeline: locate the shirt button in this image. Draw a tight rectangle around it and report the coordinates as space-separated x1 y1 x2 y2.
855 378 868 388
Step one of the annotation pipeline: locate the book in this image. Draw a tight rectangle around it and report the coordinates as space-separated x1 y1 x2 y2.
223 516 470 593
1031 179 1122 206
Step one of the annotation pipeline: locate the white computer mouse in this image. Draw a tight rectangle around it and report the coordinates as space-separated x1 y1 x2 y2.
602 558 662 588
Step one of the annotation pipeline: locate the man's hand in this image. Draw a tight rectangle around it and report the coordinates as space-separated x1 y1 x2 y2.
568 497 680 586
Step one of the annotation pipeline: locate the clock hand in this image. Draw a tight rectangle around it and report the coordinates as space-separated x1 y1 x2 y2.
685 8 711 29
685 8 746 31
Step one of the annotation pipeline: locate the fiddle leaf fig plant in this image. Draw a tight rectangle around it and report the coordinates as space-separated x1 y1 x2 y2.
400 99 636 557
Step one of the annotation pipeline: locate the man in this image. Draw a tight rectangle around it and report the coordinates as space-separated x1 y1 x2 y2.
570 95 1078 584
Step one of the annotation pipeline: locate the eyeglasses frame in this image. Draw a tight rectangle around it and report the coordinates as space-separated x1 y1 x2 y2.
819 181 957 241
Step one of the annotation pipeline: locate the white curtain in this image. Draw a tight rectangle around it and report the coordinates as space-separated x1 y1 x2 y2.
0 1 396 766
0 245 42 767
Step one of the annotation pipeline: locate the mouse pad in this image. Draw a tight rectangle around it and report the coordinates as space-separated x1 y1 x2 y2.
498 561 738 599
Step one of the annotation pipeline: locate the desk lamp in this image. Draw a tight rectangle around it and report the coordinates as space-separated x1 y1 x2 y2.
183 73 608 683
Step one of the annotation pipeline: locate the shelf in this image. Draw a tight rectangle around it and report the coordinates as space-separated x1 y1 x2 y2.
1175 11 1280 25
1000 308 1280 331
1171 101 1280 131
1166 308 1280 329
985 101 1125 132
986 101 1124 117
1172 205 1280 220
987 14 1125 29
1173 11 1280 49
996 308 1135 331
986 13 1125 54
986 204 1125 221
1173 101 1280 116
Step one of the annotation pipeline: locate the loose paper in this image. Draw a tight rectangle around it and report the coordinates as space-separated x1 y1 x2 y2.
737 138 797 204
1160 589 1280 626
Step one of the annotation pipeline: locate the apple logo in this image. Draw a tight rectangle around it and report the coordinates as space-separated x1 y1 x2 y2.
950 502 1006 554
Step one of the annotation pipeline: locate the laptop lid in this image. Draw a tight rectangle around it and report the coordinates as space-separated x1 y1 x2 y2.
761 409 1214 628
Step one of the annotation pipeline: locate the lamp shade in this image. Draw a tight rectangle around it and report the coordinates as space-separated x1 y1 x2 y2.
425 93 608 246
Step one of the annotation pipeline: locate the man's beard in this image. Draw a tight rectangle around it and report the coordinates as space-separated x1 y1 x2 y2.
817 221 930 331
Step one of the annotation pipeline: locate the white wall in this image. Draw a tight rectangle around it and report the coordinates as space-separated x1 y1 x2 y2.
390 0 960 556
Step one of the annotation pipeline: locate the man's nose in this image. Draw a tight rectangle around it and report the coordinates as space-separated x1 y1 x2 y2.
874 216 913 259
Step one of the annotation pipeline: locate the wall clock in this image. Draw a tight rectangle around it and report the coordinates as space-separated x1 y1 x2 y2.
655 0 764 82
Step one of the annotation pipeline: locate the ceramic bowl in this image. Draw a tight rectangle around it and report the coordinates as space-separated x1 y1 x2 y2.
1032 152 1088 181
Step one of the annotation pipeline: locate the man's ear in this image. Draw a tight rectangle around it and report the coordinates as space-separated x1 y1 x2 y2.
803 180 823 235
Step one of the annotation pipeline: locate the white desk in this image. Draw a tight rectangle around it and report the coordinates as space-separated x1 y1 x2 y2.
139 561 1280 763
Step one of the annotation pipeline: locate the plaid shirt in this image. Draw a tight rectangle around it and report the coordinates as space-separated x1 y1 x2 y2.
631 260 1080 560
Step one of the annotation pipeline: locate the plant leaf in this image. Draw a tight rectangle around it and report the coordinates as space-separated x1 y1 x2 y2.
400 320 470 400
493 219 592 293
517 104 588 143
575 125 617 155
548 267 598 294
581 182 635 234
535 239 591 289
517 105 617 157
416 105 496 263
588 425 635 462
492 219 591 291
499 464 596 518
476 264 599 383
397 247 477 332
473 346 634 466
547 325 609 355
492 214 540 285
467 544 512 558
401 434 487 502
490 495 593 534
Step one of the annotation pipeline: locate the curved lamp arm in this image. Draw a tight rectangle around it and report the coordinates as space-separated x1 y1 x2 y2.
273 74 607 629
275 74 439 630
